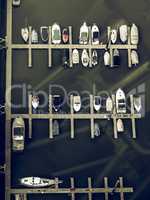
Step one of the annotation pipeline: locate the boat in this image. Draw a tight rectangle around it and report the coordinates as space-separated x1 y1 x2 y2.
52 95 63 112
115 88 126 113
79 22 89 44
94 123 101 137
113 49 120 66
52 120 60 136
62 28 69 44
20 177 63 188
106 96 113 112
119 25 128 43
92 50 98 66
40 26 49 42
21 28 29 43
52 23 61 44
130 24 139 45
62 49 69 66
104 51 110 66
32 95 39 110
93 96 101 112
12 117 25 151
91 23 99 45
73 95 81 112
72 49 79 64
13 0 20 6
117 119 124 132
81 49 89 67
131 50 139 66
111 29 117 44
31 29 38 43
133 96 142 112
15 194 25 200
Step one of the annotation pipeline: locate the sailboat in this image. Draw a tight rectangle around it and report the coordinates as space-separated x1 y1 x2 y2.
117 119 124 132
106 96 113 112
40 26 49 42
93 96 101 112
131 50 139 66
130 24 139 45
81 49 89 67
72 49 79 64
115 88 126 113
52 23 61 44
73 95 81 112
119 25 128 43
21 28 29 43
91 23 99 45
111 29 117 44
104 51 110 66
92 50 98 66
79 22 89 44
133 96 142 112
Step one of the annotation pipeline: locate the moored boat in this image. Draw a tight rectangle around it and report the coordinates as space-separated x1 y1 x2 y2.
52 120 60 136
106 96 113 112
119 25 128 43
133 96 142 112
31 29 38 43
62 28 69 44
72 49 79 64
40 26 49 42
21 28 29 43
73 95 81 112
79 22 89 44
117 119 124 132
81 49 89 67
115 88 126 113
52 23 61 44
131 50 139 66
104 51 110 66
130 23 139 45
113 49 120 66
111 29 117 44
94 123 101 137
93 96 101 112
32 95 39 110
91 23 99 45
92 50 98 66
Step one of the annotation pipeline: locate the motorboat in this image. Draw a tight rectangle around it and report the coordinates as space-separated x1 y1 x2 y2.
81 49 89 67
31 29 38 43
115 88 126 113
21 28 29 43
40 26 49 42
92 50 98 66
117 119 124 132
91 23 99 45
62 49 69 66
113 49 120 66
52 95 63 112
20 177 63 188
73 95 81 112
52 23 61 44
72 49 79 64
111 29 117 44
62 28 69 44
106 96 113 112
52 120 60 136
12 117 25 151
119 25 128 43
93 96 101 112
104 51 110 66
131 50 139 66
133 96 142 112
79 22 89 44
32 95 39 110
15 194 25 200
13 0 20 6
130 24 139 45
94 123 101 137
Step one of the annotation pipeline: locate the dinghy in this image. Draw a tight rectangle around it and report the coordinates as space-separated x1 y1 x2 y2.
111 29 117 44
31 29 38 43
21 28 29 43
106 96 113 112
92 50 98 66
117 119 124 132
81 49 89 67
73 95 81 112
113 49 120 66
104 51 110 66
130 24 139 45
94 123 101 137
91 23 99 45
79 22 89 44
62 28 69 44
40 26 49 42
119 25 128 43
93 96 101 112
133 96 142 112
72 49 79 64
131 50 139 66
52 23 61 44
116 88 126 113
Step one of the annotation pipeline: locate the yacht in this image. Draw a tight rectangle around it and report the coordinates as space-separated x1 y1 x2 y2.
40 26 49 42
119 25 128 43
106 96 113 112
133 96 142 112
94 123 101 137
20 177 63 187
111 29 117 44
12 117 25 151
79 22 89 44
91 24 99 45
130 24 139 45
21 28 29 43
117 119 124 132
92 50 98 66
81 49 89 67
62 28 69 44
31 29 38 43
52 23 61 44
115 88 126 113
93 96 101 112
73 95 81 112
72 49 79 64
52 120 60 136
104 51 110 66
131 50 139 66
113 49 120 66
13 0 20 6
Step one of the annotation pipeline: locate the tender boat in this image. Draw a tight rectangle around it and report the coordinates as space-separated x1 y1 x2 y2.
131 50 139 66
93 96 101 112
111 29 117 44
21 28 29 43
72 49 79 64
117 119 124 132
92 50 98 66
116 88 126 113
81 49 89 67
106 96 113 112
73 95 81 112
52 120 60 136
52 95 63 112
113 49 120 66
91 24 99 45
130 24 139 45
31 29 38 43
94 123 101 137
104 51 110 66
52 23 61 44
62 49 69 66
119 25 128 43
12 117 25 151
133 96 142 112
62 28 69 44
20 177 63 188
79 22 89 44
40 26 49 42
32 95 39 110
13 0 20 6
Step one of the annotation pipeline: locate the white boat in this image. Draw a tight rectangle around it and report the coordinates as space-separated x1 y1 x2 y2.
52 23 61 44
94 123 101 137
12 117 25 151
32 95 39 109
31 29 38 43
13 0 20 6
91 24 99 45
15 194 25 200
119 25 128 43
106 96 113 112
52 120 60 136
40 26 49 42
104 51 110 66
93 96 101 112
92 50 98 66
133 96 142 112
81 49 89 67
115 88 126 113
20 177 63 187
131 50 139 66
79 22 89 44
130 24 139 45
21 28 29 43
72 49 79 64
113 49 120 66
117 119 124 132
73 95 81 112
111 29 117 44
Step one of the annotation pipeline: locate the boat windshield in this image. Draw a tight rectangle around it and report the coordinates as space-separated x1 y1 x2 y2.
53 30 60 40
118 99 126 104
14 127 24 136
93 32 99 39
95 97 101 105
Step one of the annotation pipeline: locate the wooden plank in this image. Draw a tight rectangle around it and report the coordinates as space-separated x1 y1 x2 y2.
49 95 53 139
119 177 125 200
69 26 73 67
70 95 74 139
48 26 52 67
107 26 113 67
28 26 32 67
90 95 95 139
130 95 137 139
70 177 75 200
88 26 92 67
88 177 92 200
104 177 109 200
28 95 32 139
127 26 132 68
112 95 118 139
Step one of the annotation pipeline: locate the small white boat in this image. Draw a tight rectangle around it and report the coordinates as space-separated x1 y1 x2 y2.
72 49 79 64
94 123 101 137
81 49 89 67
79 22 89 44
92 50 98 66
106 96 113 112
130 24 139 45
73 95 81 112
40 26 49 42
119 25 128 43
32 95 39 109
21 28 29 43
111 29 117 44
62 28 69 44
20 177 63 188
131 50 139 66
91 23 99 45
52 23 61 44
52 120 60 136
31 29 38 43
117 119 124 132
104 51 110 66
116 88 126 113
133 96 142 112
93 96 101 112
13 0 20 6
113 49 120 66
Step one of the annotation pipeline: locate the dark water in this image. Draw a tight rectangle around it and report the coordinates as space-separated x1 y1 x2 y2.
1 0 150 199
